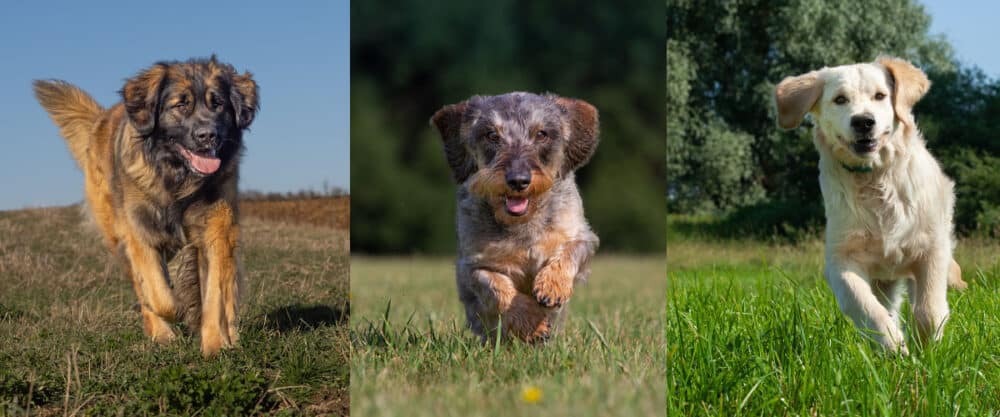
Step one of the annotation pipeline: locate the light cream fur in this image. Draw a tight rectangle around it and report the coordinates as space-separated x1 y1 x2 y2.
775 57 965 354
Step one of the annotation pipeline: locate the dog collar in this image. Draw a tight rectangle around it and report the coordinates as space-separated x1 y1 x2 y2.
841 163 873 173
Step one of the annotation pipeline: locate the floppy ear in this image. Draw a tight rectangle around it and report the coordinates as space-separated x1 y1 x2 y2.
877 56 930 127
430 101 474 183
230 71 259 129
775 71 824 130
553 96 599 174
121 64 168 137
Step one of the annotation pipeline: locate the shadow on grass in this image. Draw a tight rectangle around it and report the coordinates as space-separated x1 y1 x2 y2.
255 304 348 333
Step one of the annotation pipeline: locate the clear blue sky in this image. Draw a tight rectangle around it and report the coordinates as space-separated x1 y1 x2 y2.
0 0 348 210
923 0 1000 77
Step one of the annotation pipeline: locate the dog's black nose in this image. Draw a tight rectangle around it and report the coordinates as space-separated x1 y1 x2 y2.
505 171 531 191
850 115 876 134
194 127 217 145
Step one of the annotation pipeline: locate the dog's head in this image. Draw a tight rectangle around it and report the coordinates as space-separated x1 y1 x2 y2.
775 57 929 168
121 55 259 179
431 92 599 223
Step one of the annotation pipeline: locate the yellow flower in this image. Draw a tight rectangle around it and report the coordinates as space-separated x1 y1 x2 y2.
521 385 543 404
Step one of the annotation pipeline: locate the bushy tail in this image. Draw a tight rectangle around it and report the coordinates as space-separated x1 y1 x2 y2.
33 80 104 168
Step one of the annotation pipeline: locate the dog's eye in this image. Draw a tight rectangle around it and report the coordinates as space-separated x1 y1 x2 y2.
833 96 848 105
174 101 188 109
874 92 886 101
535 130 548 140
211 97 224 109
484 131 500 141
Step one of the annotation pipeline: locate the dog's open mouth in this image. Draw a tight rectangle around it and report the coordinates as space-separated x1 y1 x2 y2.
852 138 878 154
504 196 530 216
175 144 221 175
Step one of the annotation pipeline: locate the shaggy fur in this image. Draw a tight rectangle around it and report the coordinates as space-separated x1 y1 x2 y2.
431 92 600 343
33 56 258 357
775 56 966 354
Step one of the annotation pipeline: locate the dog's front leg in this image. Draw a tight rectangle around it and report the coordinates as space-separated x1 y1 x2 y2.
469 268 551 343
533 239 598 308
200 201 240 357
910 248 951 346
122 231 177 344
825 261 907 354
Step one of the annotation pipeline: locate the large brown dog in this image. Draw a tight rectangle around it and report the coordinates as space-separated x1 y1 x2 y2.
33 56 258 356
431 92 600 343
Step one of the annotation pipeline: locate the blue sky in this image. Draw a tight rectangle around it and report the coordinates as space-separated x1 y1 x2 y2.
0 0 348 210
923 0 1000 76
0 2 994 210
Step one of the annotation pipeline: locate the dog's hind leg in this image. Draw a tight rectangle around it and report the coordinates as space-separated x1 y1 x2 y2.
947 259 967 290
872 279 905 330
168 243 201 333
825 261 907 354
467 268 550 343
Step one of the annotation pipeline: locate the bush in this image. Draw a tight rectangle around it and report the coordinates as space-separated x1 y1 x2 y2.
669 200 824 243
943 149 1000 236
137 366 272 416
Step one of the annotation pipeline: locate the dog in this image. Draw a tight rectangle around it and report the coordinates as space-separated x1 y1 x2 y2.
775 56 967 354
33 56 258 357
431 92 600 343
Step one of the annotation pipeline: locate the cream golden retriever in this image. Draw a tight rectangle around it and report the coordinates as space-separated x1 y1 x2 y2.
775 56 967 354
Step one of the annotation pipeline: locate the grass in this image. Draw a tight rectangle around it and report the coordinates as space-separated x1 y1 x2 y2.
0 203 350 416
350 255 666 416
667 216 1000 416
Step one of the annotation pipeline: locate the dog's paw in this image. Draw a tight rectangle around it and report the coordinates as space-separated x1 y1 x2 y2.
533 260 574 308
142 312 177 344
524 318 552 344
200 325 233 357
506 294 554 343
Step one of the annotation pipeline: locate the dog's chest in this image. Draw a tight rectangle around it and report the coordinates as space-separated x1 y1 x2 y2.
469 226 570 292
831 180 935 270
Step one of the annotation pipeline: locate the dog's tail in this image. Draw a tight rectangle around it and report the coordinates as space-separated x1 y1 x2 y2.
33 80 104 168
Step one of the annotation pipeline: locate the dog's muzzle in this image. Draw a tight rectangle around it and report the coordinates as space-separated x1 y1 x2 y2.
849 114 879 154
852 138 878 154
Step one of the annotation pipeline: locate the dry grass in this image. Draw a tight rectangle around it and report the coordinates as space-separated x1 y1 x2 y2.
242 196 350 230
0 200 350 416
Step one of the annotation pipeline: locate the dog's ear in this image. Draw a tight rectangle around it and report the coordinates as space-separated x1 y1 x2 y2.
230 71 259 129
431 101 474 183
553 96 600 174
877 56 930 127
775 71 824 130
121 64 168 137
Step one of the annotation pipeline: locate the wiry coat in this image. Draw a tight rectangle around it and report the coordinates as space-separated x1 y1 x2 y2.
433 92 600 342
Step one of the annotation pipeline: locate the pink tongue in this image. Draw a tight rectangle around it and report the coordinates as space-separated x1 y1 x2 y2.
178 146 221 174
505 197 529 214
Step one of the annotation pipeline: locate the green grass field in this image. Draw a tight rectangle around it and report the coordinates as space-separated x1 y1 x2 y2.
667 218 1000 416
351 256 666 417
0 204 350 416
